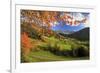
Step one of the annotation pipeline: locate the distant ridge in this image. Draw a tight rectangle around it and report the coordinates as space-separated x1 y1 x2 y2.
67 28 89 41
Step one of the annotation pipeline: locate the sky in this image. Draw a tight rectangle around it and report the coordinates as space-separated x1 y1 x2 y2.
51 12 90 32
51 23 85 32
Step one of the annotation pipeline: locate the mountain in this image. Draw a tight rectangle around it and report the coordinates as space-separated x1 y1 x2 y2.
67 28 89 41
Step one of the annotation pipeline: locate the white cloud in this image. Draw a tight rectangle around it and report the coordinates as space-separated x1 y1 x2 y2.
84 19 89 27
72 13 85 21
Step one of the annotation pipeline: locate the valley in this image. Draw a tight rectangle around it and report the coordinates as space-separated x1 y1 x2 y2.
21 10 90 63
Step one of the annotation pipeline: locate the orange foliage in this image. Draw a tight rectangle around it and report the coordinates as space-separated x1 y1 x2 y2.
21 32 32 55
21 10 59 34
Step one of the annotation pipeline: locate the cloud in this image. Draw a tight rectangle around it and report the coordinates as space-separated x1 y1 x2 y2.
65 12 89 27
50 12 89 27
72 13 85 21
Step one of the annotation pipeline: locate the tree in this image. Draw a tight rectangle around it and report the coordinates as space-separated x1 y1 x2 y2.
21 32 32 55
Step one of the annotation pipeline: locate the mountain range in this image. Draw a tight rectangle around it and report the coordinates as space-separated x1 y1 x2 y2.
59 27 89 41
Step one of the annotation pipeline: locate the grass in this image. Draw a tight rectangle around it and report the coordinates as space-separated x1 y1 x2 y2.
42 36 73 51
22 50 89 63
21 36 89 63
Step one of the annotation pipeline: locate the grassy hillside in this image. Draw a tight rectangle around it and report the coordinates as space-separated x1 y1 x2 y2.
21 26 89 62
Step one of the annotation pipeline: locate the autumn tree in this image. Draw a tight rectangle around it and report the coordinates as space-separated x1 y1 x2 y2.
21 32 32 55
21 10 61 35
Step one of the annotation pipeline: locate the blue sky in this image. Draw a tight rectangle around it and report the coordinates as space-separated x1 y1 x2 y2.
51 22 85 32
51 12 89 32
